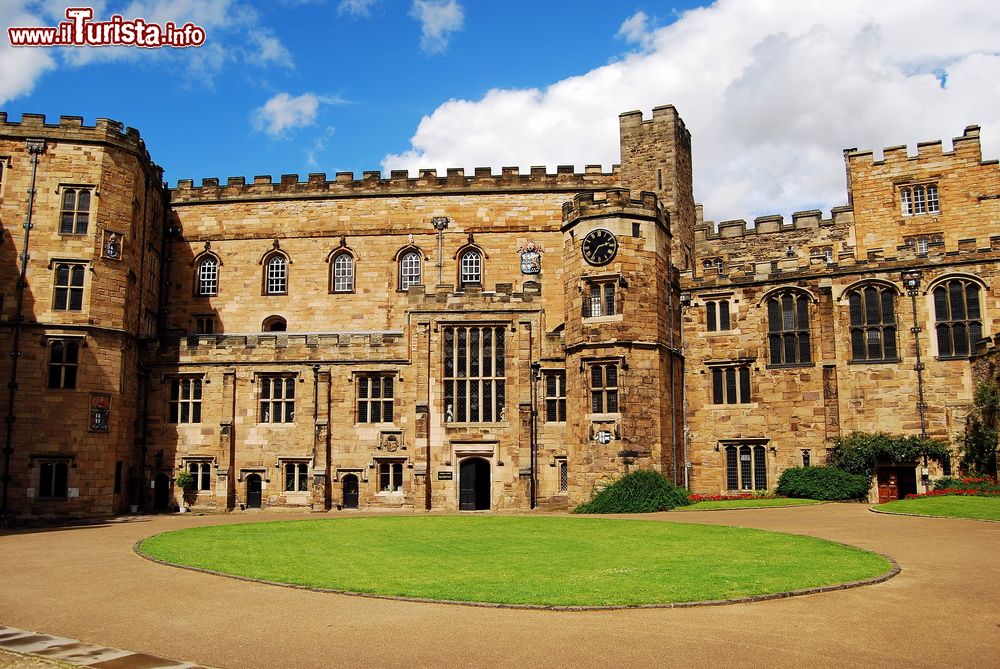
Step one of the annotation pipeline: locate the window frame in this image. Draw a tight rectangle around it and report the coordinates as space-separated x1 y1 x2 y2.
283 460 310 493
589 362 619 414
186 461 212 492
765 289 813 367
258 374 296 424
168 376 204 424
709 364 752 405
52 261 87 311
705 298 731 332
443 324 506 423
357 373 395 424
458 249 482 288
556 457 568 493
196 256 219 296
932 277 985 359
544 371 567 423
724 443 768 491
582 280 617 319
377 460 404 493
846 283 900 363
900 183 940 216
262 252 289 296
46 338 81 389
37 459 70 499
331 251 355 294
58 186 93 235
398 249 422 291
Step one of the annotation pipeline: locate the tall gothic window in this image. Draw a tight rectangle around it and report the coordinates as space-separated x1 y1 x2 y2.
332 253 355 293
197 257 218 296
933 278 983 358
766 290 811 366
847 284 898 362
443 325 505 422
459 250 482 287
264 254 287 295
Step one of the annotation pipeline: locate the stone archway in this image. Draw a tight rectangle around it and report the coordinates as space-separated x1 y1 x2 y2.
459 457 490 511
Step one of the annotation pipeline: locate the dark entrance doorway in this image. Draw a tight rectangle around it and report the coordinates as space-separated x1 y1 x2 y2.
877 466 918 503
246 474 262 509
153 472 170 511
342 474 359 509
459 457 490 511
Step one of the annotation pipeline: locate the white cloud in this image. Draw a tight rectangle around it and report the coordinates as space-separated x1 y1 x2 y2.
0 3 56 105
410 0 463 54
247 29 294 68
338 0 377 17
306 126 336 166
384 0 1000 222
251 92 344 138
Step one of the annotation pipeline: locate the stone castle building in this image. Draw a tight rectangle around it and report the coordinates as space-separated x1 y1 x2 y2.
0 104 996 519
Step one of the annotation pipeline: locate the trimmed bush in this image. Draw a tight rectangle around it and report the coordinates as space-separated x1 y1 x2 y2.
573 470 692 514
776 466 870 501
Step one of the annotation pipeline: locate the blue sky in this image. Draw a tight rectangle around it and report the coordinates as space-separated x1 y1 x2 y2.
2 1 998 221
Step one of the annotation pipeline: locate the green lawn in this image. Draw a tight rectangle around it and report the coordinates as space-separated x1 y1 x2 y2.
138 516 890 606
680 498 823 511
874 496 1000 521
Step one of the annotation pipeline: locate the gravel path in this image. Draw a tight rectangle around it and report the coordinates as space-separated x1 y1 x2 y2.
2 505 998 668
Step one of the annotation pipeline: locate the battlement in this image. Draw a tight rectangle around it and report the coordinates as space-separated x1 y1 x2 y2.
846 124 987 166
0 112 160 175
171 164 621 203
695 206 853 241
561 188 661 222
619 104 687 133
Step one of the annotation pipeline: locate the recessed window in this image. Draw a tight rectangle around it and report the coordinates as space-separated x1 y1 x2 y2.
264 254 287 295
53 262 85 311
187 461 211 491
259 375 295 423
706 299 731 332
900 183 940 216
933 278 983 358
766 290 811 366
262 315 286 332
443 325 505 423
169 377 203 423
590 362 619 414
378 461 404 492
357 374 394 423
284 462 309 492
558 459 568 492
197 257 218 296
59 188 91 234
847 284 898 362
702 257 723 273
583 281 616 318
38 460 69 499
400 251 422 290
332 253 355 293
47 339 79 389
802 450 811 467
459 250 482 287
725 444 767 491
195 317 215 334
711 365 751 404
544 372 567 423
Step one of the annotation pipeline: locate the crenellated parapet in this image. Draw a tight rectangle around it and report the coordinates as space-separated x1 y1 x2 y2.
695 206 853 242
560 188 662 225
0 112 161 177
845 125 991 168
171 164 621 203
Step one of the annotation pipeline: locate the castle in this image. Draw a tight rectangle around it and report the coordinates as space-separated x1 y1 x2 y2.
0 104 996 520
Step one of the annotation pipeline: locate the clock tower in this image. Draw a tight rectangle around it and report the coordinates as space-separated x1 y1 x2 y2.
561 188 680 499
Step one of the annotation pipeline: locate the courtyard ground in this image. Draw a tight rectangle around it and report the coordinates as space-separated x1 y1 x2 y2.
1 504 998 668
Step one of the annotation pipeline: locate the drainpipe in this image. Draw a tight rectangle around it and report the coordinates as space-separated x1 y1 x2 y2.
528 323 538 509
1 138 45 528
425 322 433 511
902 270 929 492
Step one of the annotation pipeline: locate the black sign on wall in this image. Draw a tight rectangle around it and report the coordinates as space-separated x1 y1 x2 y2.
438 471 453 480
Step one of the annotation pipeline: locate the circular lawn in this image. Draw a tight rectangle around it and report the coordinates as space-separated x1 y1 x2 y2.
137 515 893 607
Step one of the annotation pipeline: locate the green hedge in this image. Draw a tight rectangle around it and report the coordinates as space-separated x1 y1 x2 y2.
776 466 870 501
573 470 692 514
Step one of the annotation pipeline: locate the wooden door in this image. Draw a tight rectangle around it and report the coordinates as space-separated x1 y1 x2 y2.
342 475 359 509
246 474 262 508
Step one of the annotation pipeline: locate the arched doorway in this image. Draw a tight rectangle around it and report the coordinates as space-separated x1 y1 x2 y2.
459 457 490 511
246 474 262 509
342 474 359 509
153 472 170 511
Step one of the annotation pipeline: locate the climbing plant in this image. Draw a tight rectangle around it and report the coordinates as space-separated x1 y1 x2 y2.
959 379 999 476
829 431 951 480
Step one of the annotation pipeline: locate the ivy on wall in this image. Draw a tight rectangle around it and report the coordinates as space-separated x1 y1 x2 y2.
829 431 951 480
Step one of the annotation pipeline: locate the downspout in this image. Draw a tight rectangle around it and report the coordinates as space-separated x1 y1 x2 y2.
425 322 433 510
1 138 45 527
528 323 537 509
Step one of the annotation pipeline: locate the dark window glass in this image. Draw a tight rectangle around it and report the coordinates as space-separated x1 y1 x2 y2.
933 279 983 358
767 291 810 365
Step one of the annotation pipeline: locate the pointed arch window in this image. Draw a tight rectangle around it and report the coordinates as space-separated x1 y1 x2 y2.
399 250 422 290
459 249 482 288
766 290 811 366
933 278 983 358
264 254 287 295
332 252 355 293
847 284 898 362
197 256 219 296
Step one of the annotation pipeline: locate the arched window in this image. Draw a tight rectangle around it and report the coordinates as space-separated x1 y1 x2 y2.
766 290 811 366
459 249 482 287
933 278 983 358
197 257 218 296
53 262 86 311
400 251 422 290
263 315 287 332
847 284 898 362
900 183 940 216
332 253 355 293
264 254 287 295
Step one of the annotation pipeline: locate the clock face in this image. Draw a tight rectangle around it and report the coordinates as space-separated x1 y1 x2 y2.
581 228 618 266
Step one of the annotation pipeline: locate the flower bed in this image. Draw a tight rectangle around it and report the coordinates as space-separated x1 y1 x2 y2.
688 493 779 502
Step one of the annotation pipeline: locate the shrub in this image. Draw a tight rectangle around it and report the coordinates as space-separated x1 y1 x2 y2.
573 470 692 514
934 476 1000 492
174 470 195 490
829 432 951 480
776 466 870 501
